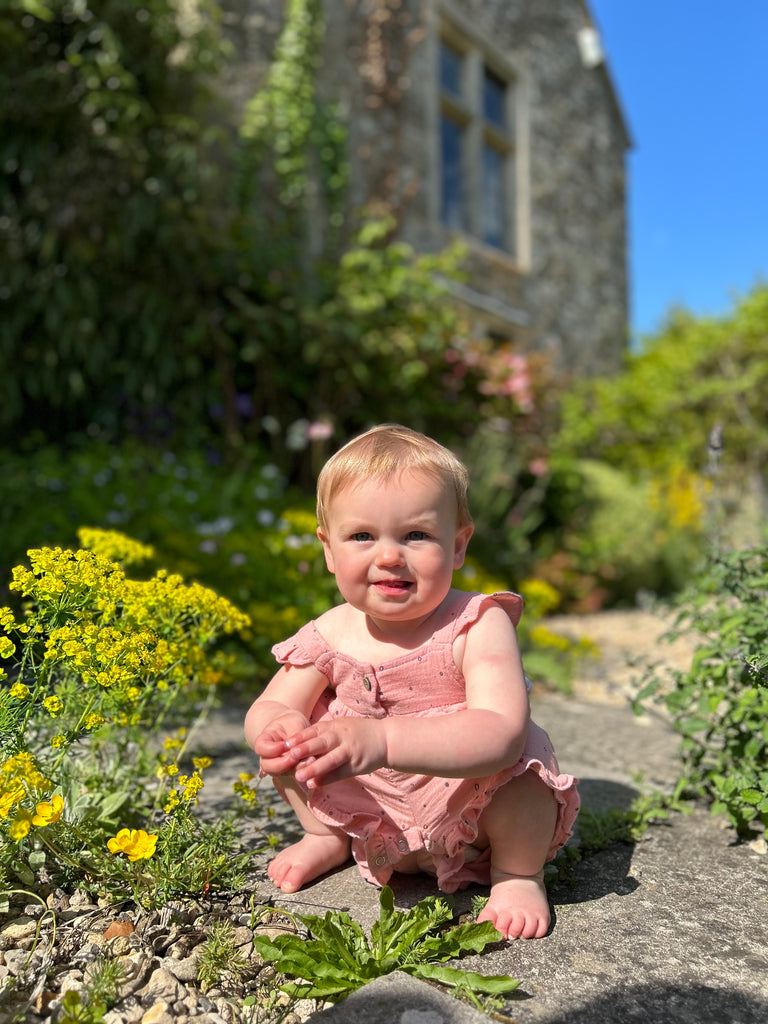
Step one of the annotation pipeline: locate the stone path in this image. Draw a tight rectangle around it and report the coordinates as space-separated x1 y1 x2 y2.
191 607 767 1023
2 609 766 1023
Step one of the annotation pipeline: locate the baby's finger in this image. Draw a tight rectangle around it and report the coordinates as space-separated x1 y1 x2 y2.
253 735 289 757
295 748 348 788
285 732 334 763
284 725 321 751
258 752 298 776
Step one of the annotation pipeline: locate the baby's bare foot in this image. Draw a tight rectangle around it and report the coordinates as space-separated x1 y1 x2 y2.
267 834 351 894
477 868 551 940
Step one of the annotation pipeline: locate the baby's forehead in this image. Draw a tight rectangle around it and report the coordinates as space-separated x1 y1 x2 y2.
331 467 456 511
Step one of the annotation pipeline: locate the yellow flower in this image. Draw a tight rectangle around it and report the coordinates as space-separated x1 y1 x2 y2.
9 809 34 840
51 735 67 748
233 775 258 805
529 624 573 652
163 790 180 813
192 756 212 770
33 794 64 826
0 752 51 799
77 528 155 567
0 636 15 659
107 828 158 862
9 681 31 700
178 771 204 802
43 695 63 717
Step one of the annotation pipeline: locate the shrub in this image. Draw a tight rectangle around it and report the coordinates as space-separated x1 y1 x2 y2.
634 544 768 842
0 529 258 902
555 285 768 481
0 440 595 690
0 0 486 472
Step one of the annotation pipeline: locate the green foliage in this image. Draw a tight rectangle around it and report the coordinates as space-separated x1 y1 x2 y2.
464 412 710 609
0 0 234 443
0 528 256 903
196 919 253 993
555 285 768 480
0 0 489 475
58 988 106 1024
253 885 518 1007
633 544 768 840
540 284 768 606
0 439 593 690
538 458 708 608
0 440 332 662
546 789 682 888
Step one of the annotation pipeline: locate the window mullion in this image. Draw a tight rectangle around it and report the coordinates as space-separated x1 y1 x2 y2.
464 49 483 239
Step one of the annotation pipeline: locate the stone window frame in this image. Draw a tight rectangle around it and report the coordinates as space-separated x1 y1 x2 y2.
430 3 531 272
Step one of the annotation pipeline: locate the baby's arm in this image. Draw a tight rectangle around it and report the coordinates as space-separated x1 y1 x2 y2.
284 605 529 786
244 664 329 776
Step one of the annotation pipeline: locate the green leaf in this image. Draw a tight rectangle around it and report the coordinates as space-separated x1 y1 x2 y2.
21 0 54 21
416 920 502 962
28 849 46 871
282 976 359 1000
97 790 131 821
741 789 764 805
406 962 519 994
11 860 35 886
371 887 453 961
296 910 373 972
256 886 516 1005
679 716 710 736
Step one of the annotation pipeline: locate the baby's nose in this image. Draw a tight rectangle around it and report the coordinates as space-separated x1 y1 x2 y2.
376 540 405 565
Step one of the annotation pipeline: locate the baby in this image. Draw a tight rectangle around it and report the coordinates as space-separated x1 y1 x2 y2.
245 424 579 940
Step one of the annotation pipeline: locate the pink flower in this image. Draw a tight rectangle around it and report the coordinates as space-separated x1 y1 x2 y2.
306 421 334 441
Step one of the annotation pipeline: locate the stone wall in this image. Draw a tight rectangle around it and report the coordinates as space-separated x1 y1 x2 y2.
220 0 630 377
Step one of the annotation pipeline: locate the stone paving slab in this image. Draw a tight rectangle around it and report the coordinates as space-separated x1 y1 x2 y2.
197 691 768 1023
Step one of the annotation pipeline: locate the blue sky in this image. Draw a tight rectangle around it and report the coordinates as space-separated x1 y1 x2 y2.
588 1 767 344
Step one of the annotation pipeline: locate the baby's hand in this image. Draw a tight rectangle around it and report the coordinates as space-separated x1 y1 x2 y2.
253 711 311 777
283 718 387 788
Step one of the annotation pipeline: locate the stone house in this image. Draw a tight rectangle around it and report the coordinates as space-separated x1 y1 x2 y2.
224 0 631 376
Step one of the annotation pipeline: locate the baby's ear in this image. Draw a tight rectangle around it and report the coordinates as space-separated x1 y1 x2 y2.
317 528 336 574
453 524 474 568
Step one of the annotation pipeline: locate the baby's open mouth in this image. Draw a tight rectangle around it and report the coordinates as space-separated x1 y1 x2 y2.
374 579 413 590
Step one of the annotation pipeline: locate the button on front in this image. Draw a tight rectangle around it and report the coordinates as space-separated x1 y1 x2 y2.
363 676 372 691
397 839 409 853
374 854 387 867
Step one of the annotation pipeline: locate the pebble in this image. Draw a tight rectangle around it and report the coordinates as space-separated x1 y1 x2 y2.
1 916 38 943
0 887 320 1024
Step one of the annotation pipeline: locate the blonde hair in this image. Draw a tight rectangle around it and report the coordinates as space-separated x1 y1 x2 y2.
316 424 472 531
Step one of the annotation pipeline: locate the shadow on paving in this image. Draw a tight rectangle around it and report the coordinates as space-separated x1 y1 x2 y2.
537 984 768 1024
195 698 768 1024
308 972 768 1024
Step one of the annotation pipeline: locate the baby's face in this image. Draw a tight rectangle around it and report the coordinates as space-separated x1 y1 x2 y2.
317 469 473 632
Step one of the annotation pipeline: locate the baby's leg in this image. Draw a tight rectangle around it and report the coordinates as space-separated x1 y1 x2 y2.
474 770 558 940
266 773 351 893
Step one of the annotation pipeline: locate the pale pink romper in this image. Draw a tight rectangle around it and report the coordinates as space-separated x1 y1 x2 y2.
272 591 580 893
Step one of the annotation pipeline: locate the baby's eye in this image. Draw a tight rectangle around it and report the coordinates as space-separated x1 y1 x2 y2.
350 532 373 542
406 530 430 541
